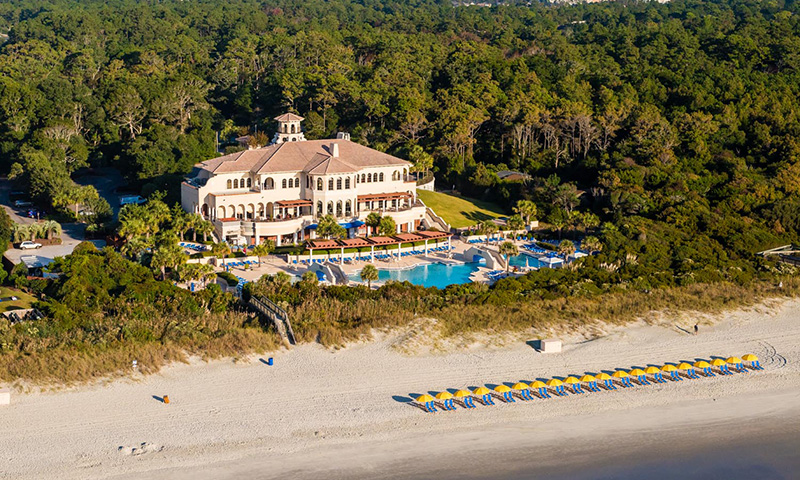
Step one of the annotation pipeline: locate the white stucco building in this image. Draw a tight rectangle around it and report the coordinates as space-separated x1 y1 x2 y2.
181 114 433 246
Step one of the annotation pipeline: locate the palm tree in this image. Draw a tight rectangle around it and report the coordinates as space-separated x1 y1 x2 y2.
196 219 214 242
301 270 318 284
499 241 519 273
28 222 45 242
42 220 62 240
150 247 170 280
478 220 498 245
11 224 30 243
251 239 275 267
365 212 382 235
582 235 602 254
507 214 524 240
360 264 379 288
196 263 216 286
558 239 576 259
171 205 190 241
378 216 396 236
513 200 538 227
211 242 231 265
121 235 151 261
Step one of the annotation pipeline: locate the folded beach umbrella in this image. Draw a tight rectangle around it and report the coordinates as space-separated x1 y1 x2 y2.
612 370 633 387
710 358 732 375
494 384 515 403
579 374 601 392
595 372 616 390
645 366 666 383
473 386 495 406
530 380 551 398
416 394 437 413
661 364 682 381
513 382 534 401
694 360 714 377
726 356 747 373
564 376 585 394
742 354 763 370
546 378 567 396
453 389 476 408
677 362 700 379
629 368 650 385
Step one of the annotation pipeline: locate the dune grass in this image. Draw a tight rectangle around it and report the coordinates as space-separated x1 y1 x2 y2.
417 190 506 228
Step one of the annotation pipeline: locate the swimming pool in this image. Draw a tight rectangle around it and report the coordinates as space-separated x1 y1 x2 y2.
348 254 541 288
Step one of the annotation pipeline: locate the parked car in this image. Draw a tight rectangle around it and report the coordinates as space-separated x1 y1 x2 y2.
13 200 32 208
119 195 146 206
19 241 42 250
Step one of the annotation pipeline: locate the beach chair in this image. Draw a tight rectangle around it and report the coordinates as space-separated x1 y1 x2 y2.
443 399 456 411
686 369 700 379
634 375 650 386
481 394 495 406
653 372 667 383
719 364 733 375
621 377 634 388
669 371 683 381
464 397 477 408
602 380 617 390
590 381 602 392
502 392 515 403
554 385 567 397
519 389 534 401
424 401 437 413
749 360 763 371
536 387 551 399
571 384 585 394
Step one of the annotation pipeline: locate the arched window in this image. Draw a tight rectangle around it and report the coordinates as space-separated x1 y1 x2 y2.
292 138 297 141
317 201 323 216
317 178 323 190
345 177 350 189
367 173 372 183
227 179 232 189
264 178 274 190
328 178 334 190
336 201 342 217
282 179 287 188
379 172 384 182
291 124 296 133
234 179 239 189
337 178 342 190
247 178 252 188
393 170 400 181
294 178 300 188
327 201 334 215
361 174 366 183
345 200 352 216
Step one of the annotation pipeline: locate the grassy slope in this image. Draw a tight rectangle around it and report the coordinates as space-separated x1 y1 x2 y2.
0 287 36 313
418 190 506 228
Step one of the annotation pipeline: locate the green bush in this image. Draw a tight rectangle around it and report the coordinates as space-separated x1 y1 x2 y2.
217 271 239 287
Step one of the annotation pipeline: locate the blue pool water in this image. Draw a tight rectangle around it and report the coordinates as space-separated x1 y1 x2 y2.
348 254 541 288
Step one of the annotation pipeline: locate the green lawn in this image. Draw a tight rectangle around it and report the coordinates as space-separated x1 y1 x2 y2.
418 190 506 228
0 287 36 313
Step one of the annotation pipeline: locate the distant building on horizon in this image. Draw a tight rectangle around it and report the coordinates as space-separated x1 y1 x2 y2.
181 114 440 246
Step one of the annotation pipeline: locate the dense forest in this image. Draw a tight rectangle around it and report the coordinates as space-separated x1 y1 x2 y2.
1 0 800 382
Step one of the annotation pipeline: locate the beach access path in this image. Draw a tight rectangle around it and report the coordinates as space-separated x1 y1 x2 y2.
1 299 800 479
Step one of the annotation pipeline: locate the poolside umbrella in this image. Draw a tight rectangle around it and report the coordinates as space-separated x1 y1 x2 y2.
435 391 456 411
416 394 437 413
694 360 715 377
726 356 747 373
742 354 763 370
644 366 666 383
661 364 683 381
612 370 633 388
677 362 700 379
513 382 534 401
629 368 650 385
564 376 585 394
530 380 551 398
494 384 515 403
546 378 567 396
579 374 601 392
473 386 495 406
453 389 476 408
595 372 616 390
710 358 732 375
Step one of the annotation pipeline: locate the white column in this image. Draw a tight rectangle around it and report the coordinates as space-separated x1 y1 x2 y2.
276 235 282 247
293 232 298 244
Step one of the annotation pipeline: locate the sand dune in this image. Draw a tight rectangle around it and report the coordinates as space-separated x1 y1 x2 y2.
1 299 799 479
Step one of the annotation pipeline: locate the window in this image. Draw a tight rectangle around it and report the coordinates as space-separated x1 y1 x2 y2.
361 174 366 183
264 178 274 190
317 201 323 216
247 178 252 188
282 179 287 188
235 179 240 189
345 177 350 189
227 179 232 189
328 178 334 190
294 178 300 188
345 200 352 216
392 199 397 208
327 202 334 215
336 201 342 217
317 178 323 190
367 173 372 183
291 124 296 133
337 178 342 190
393 170 400 181
379 173 384 182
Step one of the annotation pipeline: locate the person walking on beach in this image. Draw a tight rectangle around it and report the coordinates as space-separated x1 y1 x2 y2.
694 323 699 335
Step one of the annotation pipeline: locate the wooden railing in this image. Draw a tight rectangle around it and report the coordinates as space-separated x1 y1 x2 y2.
249 295 296 345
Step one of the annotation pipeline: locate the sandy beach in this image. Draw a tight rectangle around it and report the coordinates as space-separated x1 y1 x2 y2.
2 299 799 480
